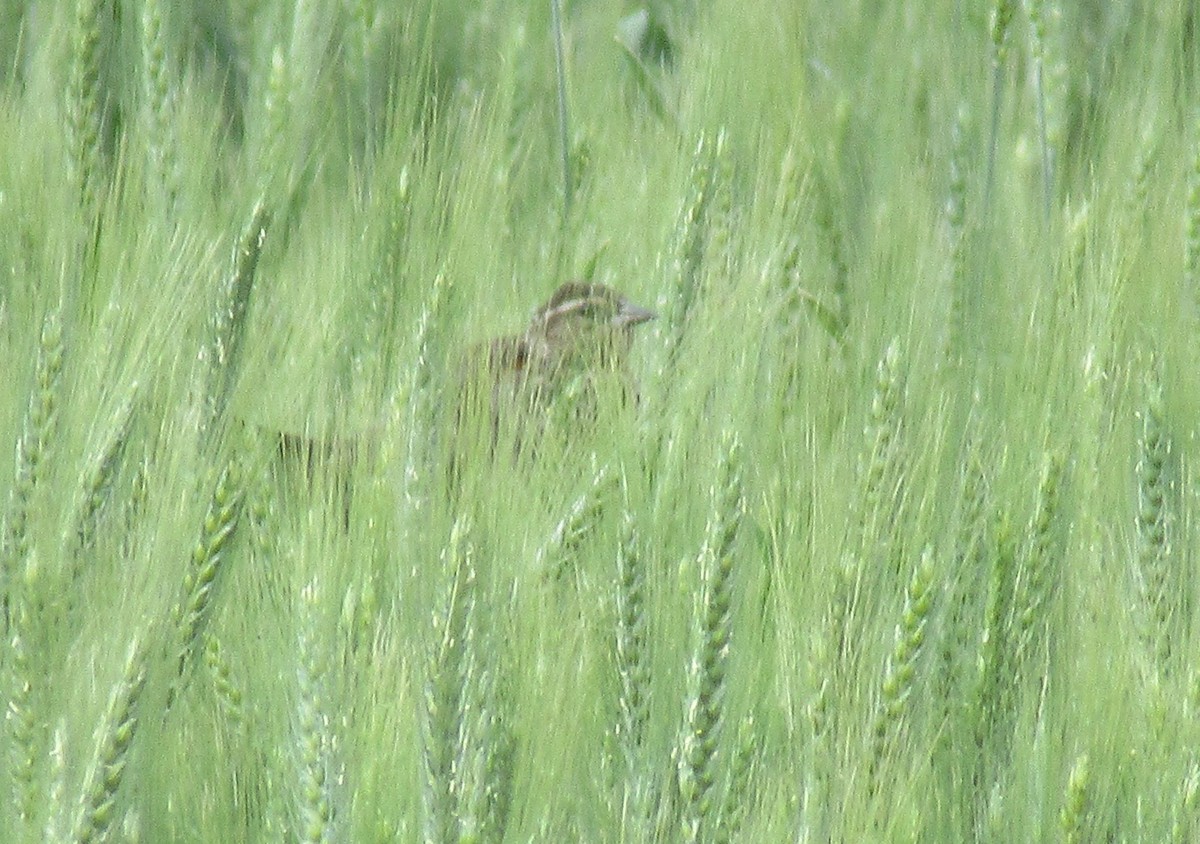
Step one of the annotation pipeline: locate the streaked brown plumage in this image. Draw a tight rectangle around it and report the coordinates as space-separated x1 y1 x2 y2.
273 281 656 512
457 281 656 456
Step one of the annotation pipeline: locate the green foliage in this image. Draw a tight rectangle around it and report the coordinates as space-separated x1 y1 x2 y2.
1 0 1199 840
70 640 148 844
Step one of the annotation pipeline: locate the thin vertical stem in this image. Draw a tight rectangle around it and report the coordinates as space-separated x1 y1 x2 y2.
550 0 572 219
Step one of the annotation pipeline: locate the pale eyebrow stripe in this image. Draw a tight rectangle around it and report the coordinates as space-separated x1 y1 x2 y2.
543 295 610 321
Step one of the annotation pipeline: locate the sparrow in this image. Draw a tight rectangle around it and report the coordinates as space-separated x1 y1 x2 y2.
454 281 657 463
267 282 656 516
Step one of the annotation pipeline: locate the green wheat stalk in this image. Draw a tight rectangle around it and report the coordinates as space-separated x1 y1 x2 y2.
472 668 515 844
66 388 138 559
7 612 39 831
1184 110 1200 325
70 639 148 844
44 724 68 843
805 639 835 843
117 458 150 565
815 339 906 723
204 632 244 728
823 547 864 741
1060 753 1090 844
292 584 335 844
647 126 733 455
288 0 323 118
715 712 757 844
615 11 679 132
453 610 490 844
550 0 573 219
2 307 66 631
502 22 534 193
204 200 271 439
259 43 290 187
1134 361 1173 674
1026 0 1053 218
244 459 278 573
165 456 246 711
1130 123 1159 222
972 514 1019 802
984 0 1016 213
933 451 989 839
937 452 988 730
1121 122 1159 277
398 273 449 518
703 128 736 280
1041 0 1067 157
422 518 474 844
457 661 513 843
776 157 844 360
858 337 905 560
1063 199 1090 302
419 518 512 842
945 104 972 366
1014 450 1065 678
678 132 719 316
535 464 617 581
614 504 652 826
65 0 106 272
678 432 743 843
812 166 850 335
1173 762 1200 844
367 155 413 367
139 0 180 221
869 548 937 793
664 129 727 384
349 0 381 146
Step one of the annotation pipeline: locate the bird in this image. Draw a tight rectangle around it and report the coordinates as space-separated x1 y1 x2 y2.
454 281 657 464
268 281 656 516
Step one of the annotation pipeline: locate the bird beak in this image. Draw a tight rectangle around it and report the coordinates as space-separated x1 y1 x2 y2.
613 300 657 328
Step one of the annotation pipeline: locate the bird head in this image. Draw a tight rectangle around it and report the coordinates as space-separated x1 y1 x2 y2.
529 282 656 366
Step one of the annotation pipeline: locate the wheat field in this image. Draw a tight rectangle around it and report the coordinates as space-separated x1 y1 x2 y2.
1 1 1199 841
